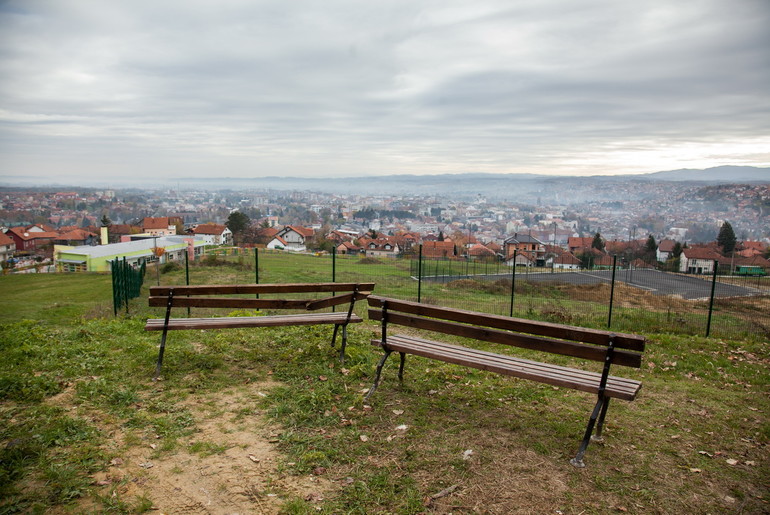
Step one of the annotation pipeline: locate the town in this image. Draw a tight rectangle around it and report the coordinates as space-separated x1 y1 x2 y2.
1 180 769 274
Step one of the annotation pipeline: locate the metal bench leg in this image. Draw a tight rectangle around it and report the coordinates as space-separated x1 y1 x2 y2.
364 349 392 402
154 328 169 380
331 324 340 347
592 397 612 443
339 324 348 362
570 396 606 468
153 290 174 380
398 352 406 381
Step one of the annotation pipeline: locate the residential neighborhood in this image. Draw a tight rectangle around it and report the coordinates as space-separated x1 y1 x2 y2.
1 181 768 275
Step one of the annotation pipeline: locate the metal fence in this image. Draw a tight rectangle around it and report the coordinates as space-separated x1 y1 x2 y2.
111 257 146 315
156 246 769 340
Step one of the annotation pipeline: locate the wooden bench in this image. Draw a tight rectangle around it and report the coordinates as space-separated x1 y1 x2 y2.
146 282 374 378
364 296 645 467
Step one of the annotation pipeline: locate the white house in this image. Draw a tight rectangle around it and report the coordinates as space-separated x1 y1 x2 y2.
679 247 722 274
271 226 314 252
190 224 233 246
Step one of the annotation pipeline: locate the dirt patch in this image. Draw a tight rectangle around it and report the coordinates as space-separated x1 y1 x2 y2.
426 446 570 514
91 383 334 514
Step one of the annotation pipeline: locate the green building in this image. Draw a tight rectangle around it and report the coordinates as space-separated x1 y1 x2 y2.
54 236 205 272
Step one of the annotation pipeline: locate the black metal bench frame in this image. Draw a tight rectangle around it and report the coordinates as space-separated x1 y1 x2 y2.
145 282 373 378
364 295 645 467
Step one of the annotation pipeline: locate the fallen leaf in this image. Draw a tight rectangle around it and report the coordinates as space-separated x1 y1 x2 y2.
462 449 474 460
139 462 154 469
149 444 157 450
395 424 408 431
745 461 756 466
318 375 328 382
698 451 713 458
340 368 350 376
360 435 369 442
689 468 702 473
248 454 260 463
726 458 738 466
392 409 404 415
312 466 327 475
109 458 124 466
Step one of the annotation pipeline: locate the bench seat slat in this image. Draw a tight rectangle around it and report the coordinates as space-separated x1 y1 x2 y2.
146 312 362 331
376 335 641 401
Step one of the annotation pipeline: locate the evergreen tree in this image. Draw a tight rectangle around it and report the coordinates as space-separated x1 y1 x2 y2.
226 211 251 241
672 241 683 258
645 235 657 253
717 221 737 254
591 233 604 251
100 215 112 227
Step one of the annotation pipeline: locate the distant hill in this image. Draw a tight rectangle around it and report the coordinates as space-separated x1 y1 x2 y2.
644 166 770 182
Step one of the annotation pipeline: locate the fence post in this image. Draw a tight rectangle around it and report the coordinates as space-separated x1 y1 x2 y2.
417 244 423 303
185 249 191 317
123 257 130 314
706 260 719 337
509 250 517 317
332 247 337 312
254 247 260 299
111 259 118 316
608 255 617 328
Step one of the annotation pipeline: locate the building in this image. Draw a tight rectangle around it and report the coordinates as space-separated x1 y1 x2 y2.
189 224 233 246
679 247 722 274
54 236 205 273
0 232 16 263
142 217 179 237
504 233 546 266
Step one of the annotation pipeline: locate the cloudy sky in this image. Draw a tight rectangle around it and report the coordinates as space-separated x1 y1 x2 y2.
1 0 769 184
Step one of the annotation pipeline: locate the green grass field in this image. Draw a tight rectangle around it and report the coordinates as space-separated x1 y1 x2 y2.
0 265 768 513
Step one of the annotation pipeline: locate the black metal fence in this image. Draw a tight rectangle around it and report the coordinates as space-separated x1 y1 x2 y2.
111 257 146 315
156 246 769 340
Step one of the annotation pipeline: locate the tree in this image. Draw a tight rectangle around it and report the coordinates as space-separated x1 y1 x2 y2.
672 241 683 258
100 215 112 227
226 211 251 237
591 233 604 251
717 221 737 254
645 235 657 254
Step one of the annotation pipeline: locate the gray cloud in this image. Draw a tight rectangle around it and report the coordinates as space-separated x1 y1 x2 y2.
1 0 769 183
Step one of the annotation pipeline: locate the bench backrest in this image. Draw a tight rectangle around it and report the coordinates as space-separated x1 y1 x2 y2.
150 282 374 311
367 295 645 368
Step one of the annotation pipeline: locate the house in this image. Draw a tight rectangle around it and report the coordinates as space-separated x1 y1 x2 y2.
656 239 678 262
106 224 142 243
0 232 16 263
553 252 582 270
54 235 206 273
271 225 314 252
336 241 361 255
142 217 179 236
54 229 99 247
421 240 456 259
679 247 723 274
362 236 400 258
5 226 60 257
505 250 536 267
568 237 594 253
504 233 546 266
190 224 233 246
467 243 496 260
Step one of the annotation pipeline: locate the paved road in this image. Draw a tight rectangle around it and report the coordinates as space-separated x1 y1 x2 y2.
428 269 763 300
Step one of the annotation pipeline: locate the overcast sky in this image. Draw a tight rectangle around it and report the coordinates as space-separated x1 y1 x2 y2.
1 0 769 184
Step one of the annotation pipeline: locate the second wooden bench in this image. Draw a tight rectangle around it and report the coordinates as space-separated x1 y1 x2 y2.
364 295 645 467
146 282 373 378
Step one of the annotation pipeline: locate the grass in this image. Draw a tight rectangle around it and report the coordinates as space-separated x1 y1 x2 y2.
0 263 768 513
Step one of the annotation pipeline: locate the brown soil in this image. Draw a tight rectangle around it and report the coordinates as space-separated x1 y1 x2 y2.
70 383 333 514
